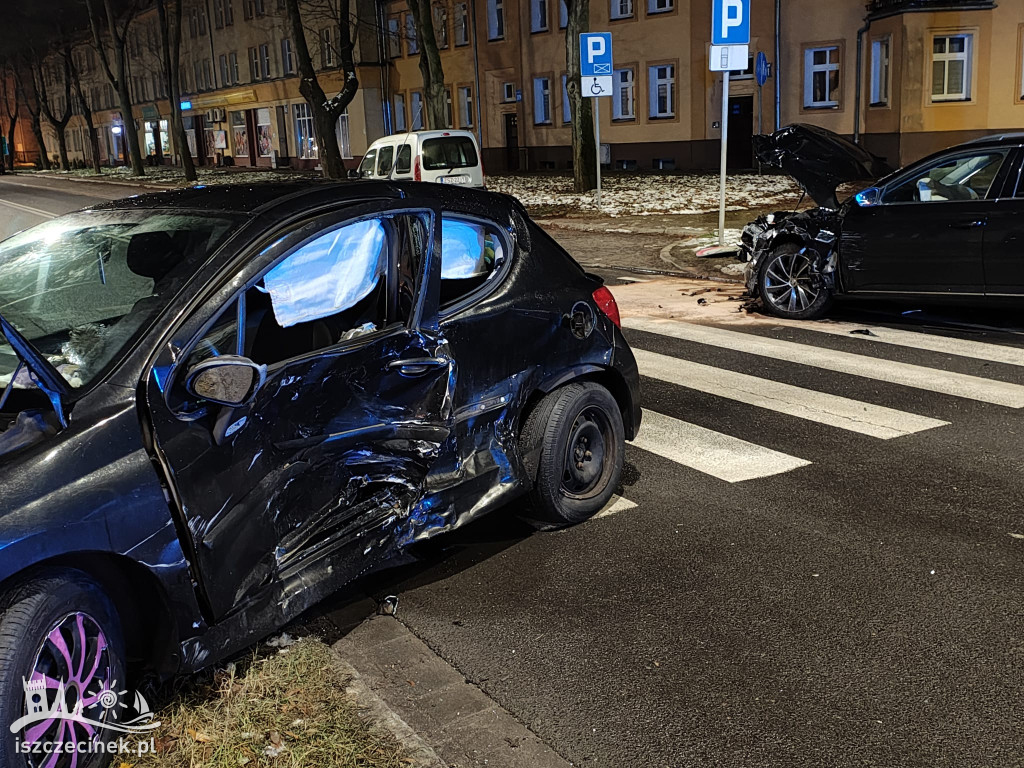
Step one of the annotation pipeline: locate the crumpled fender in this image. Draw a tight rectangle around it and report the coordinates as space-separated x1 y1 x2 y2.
742 211 840 297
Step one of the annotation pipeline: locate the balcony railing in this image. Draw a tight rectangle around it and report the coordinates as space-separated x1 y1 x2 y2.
867 0 997 18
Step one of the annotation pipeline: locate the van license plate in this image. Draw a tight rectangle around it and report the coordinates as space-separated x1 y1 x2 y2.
440 175 471 185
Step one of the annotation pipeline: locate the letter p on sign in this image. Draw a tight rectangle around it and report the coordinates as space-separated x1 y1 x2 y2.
588 36 605 61
711 0 750 46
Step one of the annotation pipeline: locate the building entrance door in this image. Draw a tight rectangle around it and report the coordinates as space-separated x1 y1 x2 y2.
727 95 754 170
504 113 519 172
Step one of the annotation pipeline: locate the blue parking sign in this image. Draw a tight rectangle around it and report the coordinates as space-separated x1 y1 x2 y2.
712 0 750 46
580 33 613 78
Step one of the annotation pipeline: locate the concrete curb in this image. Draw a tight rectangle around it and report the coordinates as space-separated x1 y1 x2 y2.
332 611 574 768
534 217 703 238
14 171 177 191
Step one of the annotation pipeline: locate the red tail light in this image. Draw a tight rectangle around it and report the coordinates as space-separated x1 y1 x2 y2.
414 155 421 181
592 286 621 328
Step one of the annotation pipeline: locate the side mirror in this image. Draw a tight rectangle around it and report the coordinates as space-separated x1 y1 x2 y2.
854 187 881 208
185 356 265 407
347 169 359 180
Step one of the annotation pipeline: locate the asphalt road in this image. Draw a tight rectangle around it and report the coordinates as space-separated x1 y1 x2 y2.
0 174 141 240
5 176 1023 767
348 294 1024 767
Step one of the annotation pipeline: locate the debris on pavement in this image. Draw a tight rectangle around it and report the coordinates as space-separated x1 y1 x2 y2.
380 595 400 617
850 329 879 336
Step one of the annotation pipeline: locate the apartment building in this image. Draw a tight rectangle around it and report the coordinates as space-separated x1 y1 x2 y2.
35 0 1024 173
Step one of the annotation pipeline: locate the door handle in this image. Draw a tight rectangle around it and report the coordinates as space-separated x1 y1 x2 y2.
387 357 449 376
949 220 987 229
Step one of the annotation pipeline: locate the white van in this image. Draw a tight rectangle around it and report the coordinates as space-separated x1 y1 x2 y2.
353 130 485 189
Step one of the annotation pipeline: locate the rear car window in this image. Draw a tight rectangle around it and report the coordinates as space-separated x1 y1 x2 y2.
377 146 394 176
440 216 506 309
396 144 412 174
421 137 478 171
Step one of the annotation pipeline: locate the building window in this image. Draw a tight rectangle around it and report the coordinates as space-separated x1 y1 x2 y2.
294 102 316 159
559 0 568 28
257 107 273 157
804 46 840 108
411 91 424 129
249 46 260 81
932 34 972 102
259 43 271 80
336 113 352 159
648 64 674 117
459 86 473 127
281 38 295 75
444 87 453 128
214 0 225 28
231 110 248 157
533 76 551 124
647 0 671 14
561 75 571 123
488 0 505 40
613 67 634 119
531 0 548 32
229 51 239 84
871 38 890 106
202 59 213 90
435 5 448 48
322 28 336 67
454 3 469 46
219 54 229 86
611 0 633 19
224 0 234 25
386 18 401 57
406 14 419 55
394 93 407 132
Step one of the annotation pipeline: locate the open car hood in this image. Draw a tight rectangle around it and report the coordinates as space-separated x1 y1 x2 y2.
752 124 894 209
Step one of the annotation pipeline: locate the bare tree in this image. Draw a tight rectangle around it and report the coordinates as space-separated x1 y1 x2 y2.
32 51 74 170
85 0 146 175
0 62 19 172
565 0 595 192
155 0 196 181
64 46 103 174
407 0 445 129
284 0 359 179
21 62 52 171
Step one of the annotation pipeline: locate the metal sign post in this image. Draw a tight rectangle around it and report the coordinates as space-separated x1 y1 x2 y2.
709 0 751 250
580 32 613 209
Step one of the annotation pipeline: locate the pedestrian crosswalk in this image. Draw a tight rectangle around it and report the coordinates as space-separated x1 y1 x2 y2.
596 315 1024 508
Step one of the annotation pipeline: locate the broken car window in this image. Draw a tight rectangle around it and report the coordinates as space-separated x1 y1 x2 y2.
882 151 1008 204
440 216 506 309
0 211 237 395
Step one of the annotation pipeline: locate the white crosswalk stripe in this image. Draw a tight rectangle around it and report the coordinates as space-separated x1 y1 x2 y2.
796 321 1024 368
633 348 949 439
624 317 1024 409
593 495 639 519
629 409 812 483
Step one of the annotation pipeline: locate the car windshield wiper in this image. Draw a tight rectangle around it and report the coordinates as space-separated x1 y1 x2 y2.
0 311 69 428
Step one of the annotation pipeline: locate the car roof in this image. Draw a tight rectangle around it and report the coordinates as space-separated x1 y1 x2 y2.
960 132 1024 148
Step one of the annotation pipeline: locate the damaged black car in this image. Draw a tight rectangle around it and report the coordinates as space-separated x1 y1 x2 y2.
741 123 1024 319
0 181 640 764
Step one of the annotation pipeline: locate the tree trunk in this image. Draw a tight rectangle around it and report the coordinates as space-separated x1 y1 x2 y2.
5 120 16 171
66 50 102 173
29 113 50 170
156 0 196 181
115 57 144 174
1 67 17 171
565 0 596 192
409 0 446 129
284 0 359 180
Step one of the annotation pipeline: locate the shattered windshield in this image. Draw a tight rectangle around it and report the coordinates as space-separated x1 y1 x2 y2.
0 210 238 395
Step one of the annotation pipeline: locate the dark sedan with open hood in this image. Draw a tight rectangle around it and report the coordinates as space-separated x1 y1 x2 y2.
0 181 640 766
741 124 1024 319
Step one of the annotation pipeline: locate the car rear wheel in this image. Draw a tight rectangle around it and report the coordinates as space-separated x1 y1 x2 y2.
0 571 126 768
525 382 624 528
758 243 833 320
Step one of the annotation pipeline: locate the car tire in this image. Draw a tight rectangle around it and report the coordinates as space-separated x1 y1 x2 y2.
526 382 625 529
757 243 833 320
0 570 126 768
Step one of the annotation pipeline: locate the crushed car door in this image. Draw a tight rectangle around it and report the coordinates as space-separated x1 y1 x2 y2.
145 206 453 621
839 148 1012 294
981 149 1024 296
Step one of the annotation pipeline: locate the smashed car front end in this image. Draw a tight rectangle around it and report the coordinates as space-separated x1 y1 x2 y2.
740 208 842 297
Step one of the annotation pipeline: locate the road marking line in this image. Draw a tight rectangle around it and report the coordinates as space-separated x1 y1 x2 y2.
0 177 104 198
624 317 1024 409
0 199 57 219
634 348 949 439
797 321 1024 368
593 495 639 519
630 409 811 483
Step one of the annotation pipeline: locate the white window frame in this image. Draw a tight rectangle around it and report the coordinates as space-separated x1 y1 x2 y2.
435 5 449 48
394 93 407 132
533 76 551 124
648 64 674 118
561 75 571 123
454 3 469 45
295 102 316 159
411 92 424 130
249 46 260 82
406 14 419 54
803 45 840 108
870 37 890 106
931 33 972 102
647 0 672 14
386 19 400 59
611 0 633 19
487 0 505 40
502 82 516 102
229 51 239 84
459 86 473 127
613 67 634 120
559 0 568 28
281 38 295 75
258 43 271 81
531 0 548 32
444 88 453 128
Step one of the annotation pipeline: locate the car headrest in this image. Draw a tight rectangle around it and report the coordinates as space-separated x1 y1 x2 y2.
127 231 179 282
